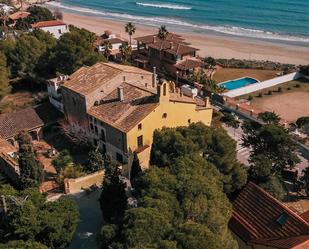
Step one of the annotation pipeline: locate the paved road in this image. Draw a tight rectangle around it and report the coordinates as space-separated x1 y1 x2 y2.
67 190 103 249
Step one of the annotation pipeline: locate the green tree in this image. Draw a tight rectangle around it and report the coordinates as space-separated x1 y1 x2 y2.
158 25 168 40
299 65 309 76
242 121 300 173
26 6 54 23
17 131 44 189
119 42 132 63
0 240 48 249
37 197 79 249
52 149 73 174
1 187 79 249
258 111 281 124
0 52 11 100
204 56 216 68
130 152 142 181
99 166 127 223
124 22 136 47
52 26 105 74
220 112 240 128
150 123 247 194
102 39 112 60
86 147 104 173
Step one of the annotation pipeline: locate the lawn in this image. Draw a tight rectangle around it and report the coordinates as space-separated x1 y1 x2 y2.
214 68 279 83
237 79 309 123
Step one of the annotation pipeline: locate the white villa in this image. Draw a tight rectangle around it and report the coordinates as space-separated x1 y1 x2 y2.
31 20 69 39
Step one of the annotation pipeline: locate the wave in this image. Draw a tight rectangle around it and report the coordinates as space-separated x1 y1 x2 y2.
136 2 192 10
46 1 309 43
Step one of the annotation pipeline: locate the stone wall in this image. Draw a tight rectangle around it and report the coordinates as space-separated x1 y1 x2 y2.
64 170 104 194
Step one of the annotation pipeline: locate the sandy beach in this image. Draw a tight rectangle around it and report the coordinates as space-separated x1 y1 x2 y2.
60 12 309 65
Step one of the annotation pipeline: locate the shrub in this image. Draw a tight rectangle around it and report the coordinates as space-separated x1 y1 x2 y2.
248 95 253 101
257 93 263 98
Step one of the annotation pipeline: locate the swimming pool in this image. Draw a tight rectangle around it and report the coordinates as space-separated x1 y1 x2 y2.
219 77 259 90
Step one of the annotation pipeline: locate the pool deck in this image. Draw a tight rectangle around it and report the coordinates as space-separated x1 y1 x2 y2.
221 72 301 98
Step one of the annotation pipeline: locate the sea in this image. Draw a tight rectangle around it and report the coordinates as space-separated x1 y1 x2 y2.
46 0 309 45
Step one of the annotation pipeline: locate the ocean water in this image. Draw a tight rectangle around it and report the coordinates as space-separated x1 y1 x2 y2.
47 0 309 43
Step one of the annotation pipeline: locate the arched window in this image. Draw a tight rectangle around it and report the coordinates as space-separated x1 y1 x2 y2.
163 83 167 96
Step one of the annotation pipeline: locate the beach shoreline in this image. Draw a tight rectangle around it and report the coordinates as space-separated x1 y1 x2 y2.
54 9 309 65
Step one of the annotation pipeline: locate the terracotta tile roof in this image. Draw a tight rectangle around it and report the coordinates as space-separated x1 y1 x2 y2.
8 11 29 20
148 40 199 55
31 20 66 28
88 83 158 132
134 33 187 44
301 211 309 224
108 38 125 44
0 139 16 154
63 62 152 96
229 182 309 249
0 103 62 139
175 58 204 70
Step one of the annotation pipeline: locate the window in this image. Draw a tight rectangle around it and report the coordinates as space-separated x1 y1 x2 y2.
188 119 191 124
58 29 62 34
94 126 98 135
72 97 76 106
116 153 123 163
137 135 143 148
102 143 106 153
138 123 142 130
101 129 106 142
162 113 167 119
93 139 98 147
141 75 144 79
89 116 93 122
90 123 94 130
123 76 126 82
163 84 167 96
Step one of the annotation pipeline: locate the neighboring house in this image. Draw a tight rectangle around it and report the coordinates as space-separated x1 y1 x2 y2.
8 11 30 27
0 139 19 184
47 75 69 112
134 33 203 80
31 20 69 39
96 30 127 59
60 62 212 168
229 182 309 249
0 103 62 147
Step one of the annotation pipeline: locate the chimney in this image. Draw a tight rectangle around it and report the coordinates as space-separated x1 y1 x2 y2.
152 67 157 88
170 42 173 49
118 86 124 102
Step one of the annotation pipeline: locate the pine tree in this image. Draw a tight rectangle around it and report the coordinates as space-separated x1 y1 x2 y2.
87 147 105 173
130 152 142 181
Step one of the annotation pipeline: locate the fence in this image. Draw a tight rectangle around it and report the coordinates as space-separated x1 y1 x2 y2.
64 170 104 194
222 72 301 98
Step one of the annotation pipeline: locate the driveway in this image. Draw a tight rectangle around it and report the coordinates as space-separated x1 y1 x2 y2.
68 190 103 249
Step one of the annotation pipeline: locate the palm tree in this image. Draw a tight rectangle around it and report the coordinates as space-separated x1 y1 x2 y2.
125 22 136 48
119 42 132 63
102 40 112 60
158 25 169 40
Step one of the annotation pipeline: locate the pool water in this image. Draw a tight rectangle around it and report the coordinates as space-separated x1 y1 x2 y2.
219 77 258 90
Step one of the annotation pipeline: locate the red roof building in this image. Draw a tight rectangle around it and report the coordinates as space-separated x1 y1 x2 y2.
229 182 309 249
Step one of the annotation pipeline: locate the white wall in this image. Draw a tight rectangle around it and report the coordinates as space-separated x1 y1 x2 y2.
40 24 69 39
222 72 301 98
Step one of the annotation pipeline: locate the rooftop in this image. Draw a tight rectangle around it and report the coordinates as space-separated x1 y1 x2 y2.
31 20 67 28
175 58 204 70
229 182 309 249
63 62 153 96
0 139 16 154
8 11 30 20
88 81 207 133
88 82 158 132
148 41 199 55
134 33 188 44
0 103 62 139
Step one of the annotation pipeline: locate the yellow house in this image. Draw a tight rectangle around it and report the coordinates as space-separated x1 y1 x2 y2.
88 80 212 168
